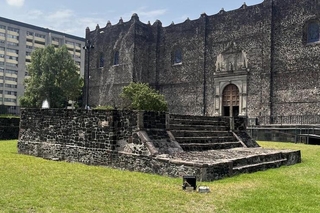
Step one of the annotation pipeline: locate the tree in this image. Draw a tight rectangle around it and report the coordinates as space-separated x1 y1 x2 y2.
121 82 168 111
20 45 83 108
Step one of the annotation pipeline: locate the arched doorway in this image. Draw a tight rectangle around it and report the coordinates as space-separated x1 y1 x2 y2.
222 84 240 117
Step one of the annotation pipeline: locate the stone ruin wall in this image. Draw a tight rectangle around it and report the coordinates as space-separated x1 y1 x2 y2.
18 109 234 181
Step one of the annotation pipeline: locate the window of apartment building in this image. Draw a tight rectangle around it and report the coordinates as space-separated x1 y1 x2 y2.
5 70 18 75
0 90 2 94
52 37 60 42
0 47 4 51
0 68 3 73
75 43 81 47
25 58 31 63
26 45 33 49
0 25 5 30
27 31 33 36
66 40 74 46
0 32 5 37
4 98 16 102
7 27 19 33
5 90 17 96
0 76 3 80
0 54 4 58
0 62 4 66
5 76 17 82
5 84 17 89
0 83 3 87
6 55 18 61
7 48 18 54
0 40 4 44
35 33 45 38
25 72 28 76
26 51 31 56
6 62 18 68
7 42 18 46
7 34 19 40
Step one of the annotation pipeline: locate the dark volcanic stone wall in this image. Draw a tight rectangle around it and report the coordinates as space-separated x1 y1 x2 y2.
272 0 320 116
18 109 138 152
85 0 320 122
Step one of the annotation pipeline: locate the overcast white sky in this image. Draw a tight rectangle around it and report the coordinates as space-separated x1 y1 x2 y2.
0 0 263 38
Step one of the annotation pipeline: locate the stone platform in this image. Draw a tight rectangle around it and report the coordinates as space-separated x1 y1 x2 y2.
17 109 301 182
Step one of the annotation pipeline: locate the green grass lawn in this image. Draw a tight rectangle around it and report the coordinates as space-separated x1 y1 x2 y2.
0 140 319 213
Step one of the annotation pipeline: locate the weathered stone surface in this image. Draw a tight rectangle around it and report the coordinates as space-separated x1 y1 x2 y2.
85 0 320 124
18 108 301 181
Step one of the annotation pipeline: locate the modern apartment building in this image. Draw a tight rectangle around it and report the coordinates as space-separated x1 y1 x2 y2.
0 17 85 114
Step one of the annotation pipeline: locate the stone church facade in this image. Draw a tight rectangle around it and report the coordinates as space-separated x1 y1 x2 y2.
84 0 320 124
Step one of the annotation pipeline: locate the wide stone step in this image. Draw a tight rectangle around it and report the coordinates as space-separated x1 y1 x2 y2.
170 114 230 122
175 136 238 143
232 159 287 175
180 142 243 151
171 130 233 138
170 118 228 126
169 124 229 131
232 152 283 168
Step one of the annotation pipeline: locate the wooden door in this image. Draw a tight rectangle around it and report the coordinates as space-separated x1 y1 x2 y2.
222 84 239 117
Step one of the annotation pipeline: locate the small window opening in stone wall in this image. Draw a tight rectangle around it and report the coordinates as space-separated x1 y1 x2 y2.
307 22 320 43
113 51 119 65
173 49 182 65
99 52 104 68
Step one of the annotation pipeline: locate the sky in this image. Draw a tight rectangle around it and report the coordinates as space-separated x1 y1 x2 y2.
0 0 263 38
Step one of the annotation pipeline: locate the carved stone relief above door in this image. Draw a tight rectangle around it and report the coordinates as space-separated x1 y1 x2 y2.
215 42 248 73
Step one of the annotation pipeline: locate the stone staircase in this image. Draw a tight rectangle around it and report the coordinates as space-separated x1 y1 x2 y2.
169 114 244 151
168 114 297 178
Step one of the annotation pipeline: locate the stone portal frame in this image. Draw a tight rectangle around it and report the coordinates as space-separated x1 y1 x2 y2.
213 77 247 117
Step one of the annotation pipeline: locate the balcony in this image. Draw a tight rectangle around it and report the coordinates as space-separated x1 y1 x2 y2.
6 59 18 64
6 52 18 57
26 35 34 40
7 31 18 36
7 38 19 44
34 36 45 43
4 102 17 106
52 40 59 46
66 43 74 49
34 43 45 48
4 94 17 99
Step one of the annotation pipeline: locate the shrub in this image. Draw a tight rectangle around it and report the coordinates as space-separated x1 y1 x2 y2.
121 82 168 111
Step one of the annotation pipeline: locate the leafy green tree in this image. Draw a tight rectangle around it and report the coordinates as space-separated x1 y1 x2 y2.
121 82 168 111
20 45 83 108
